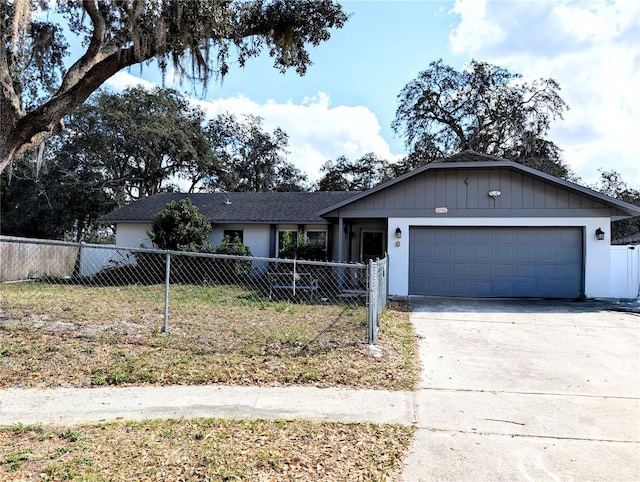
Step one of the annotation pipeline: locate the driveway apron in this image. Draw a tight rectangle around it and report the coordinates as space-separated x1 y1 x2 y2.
402 297 640 481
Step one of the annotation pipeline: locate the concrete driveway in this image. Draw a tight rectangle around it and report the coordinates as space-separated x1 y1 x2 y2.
402 297 640 481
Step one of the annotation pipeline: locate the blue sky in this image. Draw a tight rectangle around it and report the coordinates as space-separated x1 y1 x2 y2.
107 0 640 189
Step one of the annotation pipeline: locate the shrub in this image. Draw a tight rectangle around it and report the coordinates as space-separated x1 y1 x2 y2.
200 235 253 282
279 231 325 261
148 198 211 251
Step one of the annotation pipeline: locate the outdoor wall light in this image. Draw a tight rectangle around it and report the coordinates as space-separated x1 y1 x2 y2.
395 227 402 239
488 190 501 199
595 227 605 241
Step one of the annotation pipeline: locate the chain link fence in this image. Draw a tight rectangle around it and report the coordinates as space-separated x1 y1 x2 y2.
1 237 387 354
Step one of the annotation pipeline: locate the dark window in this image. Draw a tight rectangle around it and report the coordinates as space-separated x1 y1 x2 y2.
223 229 244 243
306 230 327 250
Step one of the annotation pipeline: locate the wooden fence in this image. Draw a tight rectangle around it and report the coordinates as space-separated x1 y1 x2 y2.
0 236 79 281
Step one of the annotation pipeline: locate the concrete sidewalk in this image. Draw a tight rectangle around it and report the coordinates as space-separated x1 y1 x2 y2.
0 385 415 427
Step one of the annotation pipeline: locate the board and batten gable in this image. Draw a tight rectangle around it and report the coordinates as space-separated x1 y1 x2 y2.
323 167 619 218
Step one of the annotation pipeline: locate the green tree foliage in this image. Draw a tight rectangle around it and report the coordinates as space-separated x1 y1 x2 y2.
0 148 115 241
315 153 392 191
591 169 640 240
0 86 214 240
392 59 574 179
0 0 348 172
206 113 308 192
207 235 251 257
62 86 214 203
203 235 253 278
148 198 211 251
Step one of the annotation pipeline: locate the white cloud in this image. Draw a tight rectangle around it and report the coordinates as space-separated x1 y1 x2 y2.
448 0 640 189
449 0 505 54
193 92 401 183
105 71 156 91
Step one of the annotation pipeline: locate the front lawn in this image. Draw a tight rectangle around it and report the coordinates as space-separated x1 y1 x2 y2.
0 418 415 480
0 283 418 390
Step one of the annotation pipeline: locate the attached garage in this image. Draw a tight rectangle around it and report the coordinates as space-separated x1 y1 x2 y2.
319 151 640 299
408 226 584 298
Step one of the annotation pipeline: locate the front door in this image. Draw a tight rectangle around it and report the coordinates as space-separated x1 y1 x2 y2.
361 231 385 263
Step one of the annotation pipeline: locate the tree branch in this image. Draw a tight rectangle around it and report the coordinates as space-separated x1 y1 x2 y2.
8 44 145 165
57 1 110 95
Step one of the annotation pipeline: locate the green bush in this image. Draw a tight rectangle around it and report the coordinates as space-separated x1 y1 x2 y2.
279 231 325 261
200 235 253 282
148 198 211 251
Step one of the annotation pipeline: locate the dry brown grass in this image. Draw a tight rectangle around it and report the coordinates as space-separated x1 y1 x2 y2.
0 418 415 481
0 283 418 390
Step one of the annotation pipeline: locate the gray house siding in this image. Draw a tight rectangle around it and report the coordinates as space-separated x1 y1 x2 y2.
326 168 611 219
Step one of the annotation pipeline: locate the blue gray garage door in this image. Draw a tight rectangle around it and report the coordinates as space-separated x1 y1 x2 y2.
409 227 583 298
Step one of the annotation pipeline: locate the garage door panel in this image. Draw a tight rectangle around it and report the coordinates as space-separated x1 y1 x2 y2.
558 247 582 262
472 263 492 277
494 247 513 260
494 230 514 243
471 281 494 296
413 263 431 278
432 246 451 259
453 245 471 259
473 230 493 243
514 247 535 261
409 227 583 298
432 263 451 276
516 264 536 277
453 264 471 276
494 265 514 276
474 246 492 260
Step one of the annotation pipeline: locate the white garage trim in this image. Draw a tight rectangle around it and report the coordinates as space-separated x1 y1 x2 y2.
388 217 611 299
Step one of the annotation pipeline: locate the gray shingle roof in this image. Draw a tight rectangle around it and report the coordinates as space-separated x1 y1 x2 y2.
97 192 359 224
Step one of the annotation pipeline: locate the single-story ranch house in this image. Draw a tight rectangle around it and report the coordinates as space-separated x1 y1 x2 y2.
98 151 640 299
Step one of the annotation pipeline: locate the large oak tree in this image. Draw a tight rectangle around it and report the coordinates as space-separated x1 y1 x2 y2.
206 112 307 192
392 59 574 179
315 153 391 191
0 0 347 172
62 86 214 203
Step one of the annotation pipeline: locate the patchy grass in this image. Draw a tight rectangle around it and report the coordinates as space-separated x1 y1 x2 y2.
0 419 415 481
0 283 418 390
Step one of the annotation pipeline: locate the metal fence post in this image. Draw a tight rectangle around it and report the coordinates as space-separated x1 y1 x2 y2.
163 252 171 333
367 259 374 344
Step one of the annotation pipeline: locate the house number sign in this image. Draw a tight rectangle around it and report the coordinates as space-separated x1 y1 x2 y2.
434 207 448 213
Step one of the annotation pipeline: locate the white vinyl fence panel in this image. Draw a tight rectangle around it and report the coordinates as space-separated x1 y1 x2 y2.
79 244 136 277
610 246 640 299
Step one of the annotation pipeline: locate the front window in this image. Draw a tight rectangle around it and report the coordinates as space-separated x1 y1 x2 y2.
223 229 244 243
306 230 327 250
